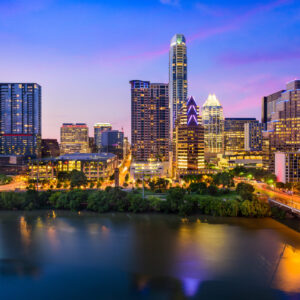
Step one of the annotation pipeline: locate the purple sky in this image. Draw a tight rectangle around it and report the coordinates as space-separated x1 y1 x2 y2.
0 0 299 140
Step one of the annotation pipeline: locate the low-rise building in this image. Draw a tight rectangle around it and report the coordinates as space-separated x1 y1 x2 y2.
29 153 118 180
130 160 169 179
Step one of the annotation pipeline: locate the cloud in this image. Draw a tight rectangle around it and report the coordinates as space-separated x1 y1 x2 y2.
219 49 300 66
159 0 180 6
195 3 228 17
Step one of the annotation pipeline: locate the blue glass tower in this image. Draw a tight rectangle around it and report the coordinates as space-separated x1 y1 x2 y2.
0 83 41 158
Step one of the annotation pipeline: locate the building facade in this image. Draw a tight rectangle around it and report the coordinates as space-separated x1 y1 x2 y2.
94 123 112 152
130 80 169 162
244 122 263 151
101 130 124 159
275 152 300 184
0 83 41 158
262 80 300 172
224 118 258 154
41 139 60 158
29 153 118 181
202 94 224 155
174 96 204 176
169 34 187 132
60 123 89 155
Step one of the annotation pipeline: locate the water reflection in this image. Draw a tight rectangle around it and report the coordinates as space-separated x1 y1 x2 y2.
274 244 300 293
0 212 300 299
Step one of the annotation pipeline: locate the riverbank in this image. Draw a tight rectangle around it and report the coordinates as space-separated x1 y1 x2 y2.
0 187 286 219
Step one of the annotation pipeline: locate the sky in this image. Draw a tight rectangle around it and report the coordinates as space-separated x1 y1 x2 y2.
0 0 299 140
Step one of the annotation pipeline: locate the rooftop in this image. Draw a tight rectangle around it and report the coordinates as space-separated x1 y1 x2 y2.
203 94 222 107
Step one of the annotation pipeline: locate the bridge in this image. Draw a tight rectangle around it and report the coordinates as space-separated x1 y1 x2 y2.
268 198 300 217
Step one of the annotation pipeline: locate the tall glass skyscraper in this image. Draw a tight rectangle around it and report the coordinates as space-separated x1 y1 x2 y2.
169 34 187 132
202 94 224 154
0 83 41 158
94 123 112 152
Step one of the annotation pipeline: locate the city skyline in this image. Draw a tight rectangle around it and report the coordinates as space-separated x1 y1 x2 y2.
0 0 299 140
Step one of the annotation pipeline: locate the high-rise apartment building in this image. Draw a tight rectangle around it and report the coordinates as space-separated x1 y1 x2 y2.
0 83 41 158
130 80 169 162
202 94 224 154
174 96 204 176
224 118 258 154
262 80 300 171
169 34 187 132
244 122 263 151
94 123 112 152
60 123 89 155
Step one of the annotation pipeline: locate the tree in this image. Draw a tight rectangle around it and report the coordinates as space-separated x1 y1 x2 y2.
125 173 129 182
276 182 285 189
207 184 218 195
0 174 13 185
57 171 70 182
236 182 255 200
70 170 87 188
213 172 234 188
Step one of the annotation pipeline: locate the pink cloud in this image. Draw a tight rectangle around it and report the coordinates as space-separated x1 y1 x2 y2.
219 49 300 66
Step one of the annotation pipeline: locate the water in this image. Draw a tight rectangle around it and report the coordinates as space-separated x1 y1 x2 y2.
0 211 300 300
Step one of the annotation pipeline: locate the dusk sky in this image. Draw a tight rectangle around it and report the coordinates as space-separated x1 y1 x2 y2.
0 0 299 140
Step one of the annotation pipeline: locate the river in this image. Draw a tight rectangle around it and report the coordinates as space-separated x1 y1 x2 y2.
0 211 300 299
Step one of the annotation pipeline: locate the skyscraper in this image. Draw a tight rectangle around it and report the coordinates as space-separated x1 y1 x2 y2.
262 80 300 172
94 123 112 152
174 96 204 176
0 83 41 158
224 118 258 154
244 122 263 152
169 34 187 132
130 80 169 162
202 94 224 154
60 123 89 154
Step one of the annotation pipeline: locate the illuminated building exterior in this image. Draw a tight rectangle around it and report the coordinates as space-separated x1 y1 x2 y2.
130 159 169 179
174 96 204 176
169 34 187 132
29 153 118 180
202 94 224 154
218 153 263 169
101 130 124 160
130 80 169 162
0 83 41 158
244 122 263 151
60 123 89 155
262 80 300 172
94 123 112 152
41 139 60 158
275 152 300 184
224 118 258 154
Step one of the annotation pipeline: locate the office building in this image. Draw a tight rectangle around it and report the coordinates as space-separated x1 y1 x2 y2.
101 130 124 159
262 80 300 171
202 94 224 155
174 96 204 176
169 34 187 132
224 118 258 154
94 123 112 151
60 123 89 155
0 83 41 158
130 80 169 162
41 139 60 158
29 153 118 181
244 122 263 151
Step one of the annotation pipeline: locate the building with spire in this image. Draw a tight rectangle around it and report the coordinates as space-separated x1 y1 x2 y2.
174 96 204 176
202 94 224 156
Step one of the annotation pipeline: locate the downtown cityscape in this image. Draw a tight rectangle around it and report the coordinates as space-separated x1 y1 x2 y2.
0 0 300 299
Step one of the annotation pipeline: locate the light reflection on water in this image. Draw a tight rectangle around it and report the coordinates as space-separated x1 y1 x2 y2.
0 211 299 299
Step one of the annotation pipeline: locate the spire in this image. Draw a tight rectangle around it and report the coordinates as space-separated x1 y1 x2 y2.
187 96 198 126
